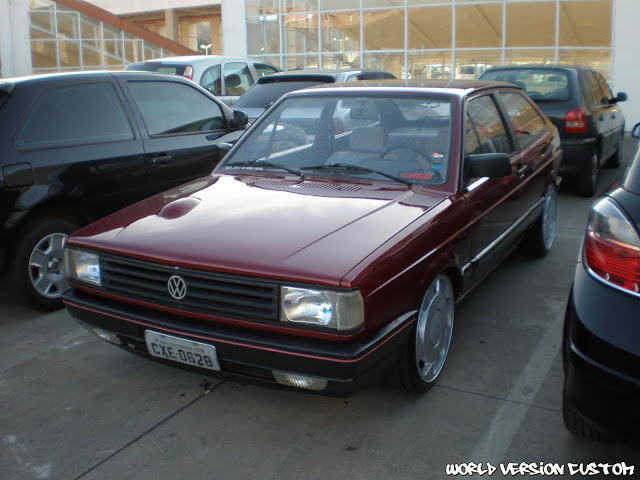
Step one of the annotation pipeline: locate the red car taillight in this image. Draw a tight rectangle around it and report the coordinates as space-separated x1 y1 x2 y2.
565 107 588 134
584 197 640 294
182 65 194 80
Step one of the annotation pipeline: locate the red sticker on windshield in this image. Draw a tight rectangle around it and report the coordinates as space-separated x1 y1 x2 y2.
402 172 433 180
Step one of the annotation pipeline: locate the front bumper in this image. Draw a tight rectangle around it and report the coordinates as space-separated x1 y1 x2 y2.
63 289 415 394
559 137 596 175
563 262 640 441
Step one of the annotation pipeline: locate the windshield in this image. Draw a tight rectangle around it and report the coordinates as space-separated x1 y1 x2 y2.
221 94 453 186
234 81 329 109
481 69 570 101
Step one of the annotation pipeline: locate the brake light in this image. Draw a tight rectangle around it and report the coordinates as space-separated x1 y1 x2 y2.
584 197 640 294
565 107 588 134
183 65 194 80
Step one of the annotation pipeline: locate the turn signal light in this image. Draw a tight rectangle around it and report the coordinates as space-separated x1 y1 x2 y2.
565 107 588 134
584 197 640 294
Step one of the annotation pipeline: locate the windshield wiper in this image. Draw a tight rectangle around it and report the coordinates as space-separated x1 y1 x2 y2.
225 160 304 178
301 163 412 186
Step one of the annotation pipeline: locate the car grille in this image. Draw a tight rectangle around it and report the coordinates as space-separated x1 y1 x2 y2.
99 254 279 322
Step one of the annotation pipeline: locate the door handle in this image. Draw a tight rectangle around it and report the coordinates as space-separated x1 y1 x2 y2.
516 165 529 176
150 155 172 166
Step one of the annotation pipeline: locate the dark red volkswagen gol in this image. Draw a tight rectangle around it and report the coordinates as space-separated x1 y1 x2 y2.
63 81 562 394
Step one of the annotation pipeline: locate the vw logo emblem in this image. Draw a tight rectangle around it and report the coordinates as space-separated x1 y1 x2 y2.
167 275 187 300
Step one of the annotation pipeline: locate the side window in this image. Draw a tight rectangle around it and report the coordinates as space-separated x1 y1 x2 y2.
586 71 605 104
593 71 613 101
466 95 514 156
498 92 547 149
16 83 134 150
128 81 226 136
200 65 221 95
579 71 595 105
254 63 279 78
223 62 253 96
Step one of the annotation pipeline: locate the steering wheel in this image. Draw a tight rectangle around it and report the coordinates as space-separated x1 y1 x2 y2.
380 145 432 168
527 91 543 100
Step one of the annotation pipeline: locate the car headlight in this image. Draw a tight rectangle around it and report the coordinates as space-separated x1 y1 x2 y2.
280 287 364 331
64 249 101 286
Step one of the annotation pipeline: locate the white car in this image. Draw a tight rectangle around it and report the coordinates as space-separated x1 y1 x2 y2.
126 55 279 106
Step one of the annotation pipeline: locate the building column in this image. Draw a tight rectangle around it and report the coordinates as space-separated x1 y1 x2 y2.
165 9 180 44
221 0 247 57
0 0 32 77
613 0 640 128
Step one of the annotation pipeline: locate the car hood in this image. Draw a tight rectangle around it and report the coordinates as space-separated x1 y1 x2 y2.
69 175 446 286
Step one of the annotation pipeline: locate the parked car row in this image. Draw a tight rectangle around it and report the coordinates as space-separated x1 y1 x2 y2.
62 80 563 396
1 58 637 446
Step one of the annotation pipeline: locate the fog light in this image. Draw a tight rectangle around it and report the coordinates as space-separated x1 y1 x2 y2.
89 327 122 345
272 371 328 391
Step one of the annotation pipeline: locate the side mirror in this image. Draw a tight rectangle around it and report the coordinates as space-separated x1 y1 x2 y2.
632 123 640 139
608 92 628 104
467 153 512 178
230 110 249 129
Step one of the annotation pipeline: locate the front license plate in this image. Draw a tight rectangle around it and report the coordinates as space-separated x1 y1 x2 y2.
145 331 221 371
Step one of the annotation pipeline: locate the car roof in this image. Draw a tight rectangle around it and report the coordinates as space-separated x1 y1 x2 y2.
0 70 199 90
281 78 520 96
482 64 588 73
255 69 393 84
134 55 266 65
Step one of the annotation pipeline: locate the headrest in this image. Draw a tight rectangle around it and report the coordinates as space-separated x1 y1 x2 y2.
226 74 241 88
350 126 388 153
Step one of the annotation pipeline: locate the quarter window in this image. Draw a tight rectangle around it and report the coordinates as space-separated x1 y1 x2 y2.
128 81 226 136
498 92 546 149
466 95 513 155
16 83 134 149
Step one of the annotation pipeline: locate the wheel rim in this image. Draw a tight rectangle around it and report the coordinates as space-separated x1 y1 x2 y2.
28 233 69 299
542 186 557 250
415 275 454 383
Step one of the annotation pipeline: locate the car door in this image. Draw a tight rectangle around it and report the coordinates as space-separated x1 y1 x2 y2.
123 79 235 195
496 90 555 206
11 79 147 221
462 93 528 287
584 70 612 158
593 70 624 158
219 61 255 106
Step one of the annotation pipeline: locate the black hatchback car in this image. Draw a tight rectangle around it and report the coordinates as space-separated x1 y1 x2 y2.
562 122 640 442
233 70 396 122
480 65 627 196
0 71 247 310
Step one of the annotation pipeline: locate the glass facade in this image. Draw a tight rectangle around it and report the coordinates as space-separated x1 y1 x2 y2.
245 0 614 80
27 0 178 74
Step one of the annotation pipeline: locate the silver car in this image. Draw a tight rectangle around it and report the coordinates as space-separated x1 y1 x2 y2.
126 55 279 106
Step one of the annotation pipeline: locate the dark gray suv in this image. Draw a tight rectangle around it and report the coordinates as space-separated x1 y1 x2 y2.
480 65 627 196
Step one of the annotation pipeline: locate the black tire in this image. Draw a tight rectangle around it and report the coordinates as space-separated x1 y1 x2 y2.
562 384 608 441
9 217 79 310
521 185 557 258
606 136 623 168
397 275 454 394
576 152 599 197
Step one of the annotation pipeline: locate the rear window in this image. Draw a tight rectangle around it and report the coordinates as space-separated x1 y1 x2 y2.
234 81 327 108
481 69 570 102
125 62 187 76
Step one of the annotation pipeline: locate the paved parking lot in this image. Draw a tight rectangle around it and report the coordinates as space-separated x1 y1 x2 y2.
2 139 640 480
